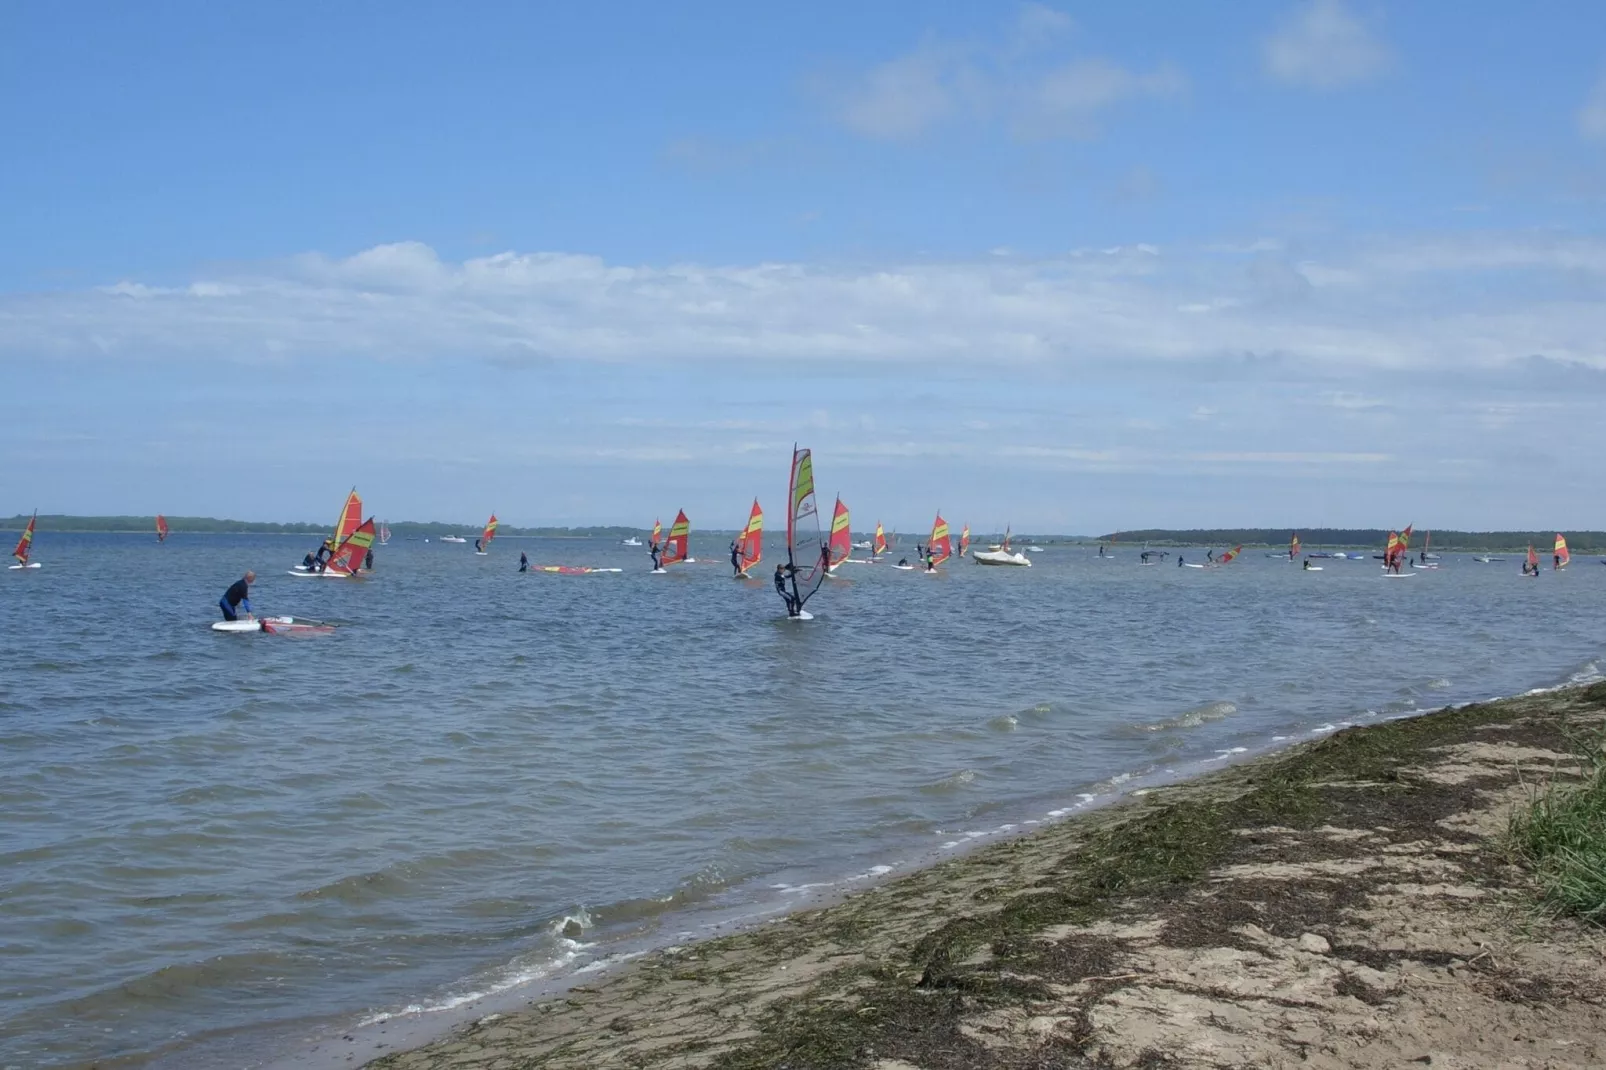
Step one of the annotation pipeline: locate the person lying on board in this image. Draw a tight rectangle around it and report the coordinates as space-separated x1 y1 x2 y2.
219 572 255 622
897 557 909 567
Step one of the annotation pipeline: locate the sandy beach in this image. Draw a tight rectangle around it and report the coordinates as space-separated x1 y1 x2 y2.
355 682 1606 1069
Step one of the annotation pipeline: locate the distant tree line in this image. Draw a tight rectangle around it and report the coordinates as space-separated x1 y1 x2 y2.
1101 529 1606 552
0 515 645 539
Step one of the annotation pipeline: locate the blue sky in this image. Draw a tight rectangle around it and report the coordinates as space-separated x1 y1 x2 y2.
3 1 1605 531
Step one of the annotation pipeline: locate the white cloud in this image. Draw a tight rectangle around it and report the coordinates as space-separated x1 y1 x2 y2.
825 7 1183 141
1263 0 1391 90
1581 71 1606 141
6 233 1606 381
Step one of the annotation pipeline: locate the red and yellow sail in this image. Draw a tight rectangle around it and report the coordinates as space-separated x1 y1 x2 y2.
828 497 852 568
1398 524 1414 554
737 499 763 574
651 518 662 545
12 511 36 564
959 525 971 557
928 513 951 567
482 513 499 548
327 518 376 574
1289 531 1300 558
1217 544 1243 566
156 514 169 543
1528 544 1540 572
872 521 888 557
1384 531 1400 563
1554 533 1570 568
661 509 690 566
330 488 362 548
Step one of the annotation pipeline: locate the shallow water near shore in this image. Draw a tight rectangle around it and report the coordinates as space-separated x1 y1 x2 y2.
2 533 1602 1068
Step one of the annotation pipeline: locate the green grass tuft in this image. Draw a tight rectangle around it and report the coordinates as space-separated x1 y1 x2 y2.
1509 736 1606 924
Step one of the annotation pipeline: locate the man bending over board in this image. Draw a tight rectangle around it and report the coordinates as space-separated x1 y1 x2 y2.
219 572 255 622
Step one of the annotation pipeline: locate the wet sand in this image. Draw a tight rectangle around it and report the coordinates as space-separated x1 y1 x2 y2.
364 684 1606 1069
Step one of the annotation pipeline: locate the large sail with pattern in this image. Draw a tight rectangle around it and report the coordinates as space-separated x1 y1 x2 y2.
959 525 971 557
13 511 36 564
156 514 168 543
327 518 376 574
786 447 826 607
872 521 888 558
661 510 690 567
1554 533 1570 569
1528 544 1540 572
651 518 662 545
828 496 852 568
481 513 499 549
737 499 763 574
1216 544 1243 566
1289 531 1300 559
929 513 951 567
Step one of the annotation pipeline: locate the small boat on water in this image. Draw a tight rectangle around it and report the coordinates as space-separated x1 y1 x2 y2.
9 511 40 569
1026 545 1044 553
622 536 642 546
441 535 467 543
850 539 872 550
974 526 1031 566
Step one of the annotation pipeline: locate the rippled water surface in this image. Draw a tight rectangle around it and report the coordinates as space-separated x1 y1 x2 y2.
2 533 1602 1067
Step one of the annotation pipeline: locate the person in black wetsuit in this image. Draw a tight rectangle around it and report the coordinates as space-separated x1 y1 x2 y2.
219 571 256 621
474 537 483 553
364 549 374 572
773 562 799 615
518 551 529 573
300 551 316 571
648 540 662 571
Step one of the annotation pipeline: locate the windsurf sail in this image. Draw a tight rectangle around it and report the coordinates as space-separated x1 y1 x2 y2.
1554 533 1570 569
1216 544 1244 566
1384 530 1400 565
379 521 391 545
651 518 662 545
332 489 363 547
12 511 36 564
1527 544 1540 572
661 510 690 567
872 521 888 558
737 499 763 574
156 514 169 543
481 513 499 550
784 446 827 610
828 496 852 568
959 525 971 557
928 513 951 567
327 518 376 574
1398 524 1414 555
1289 531 1300 559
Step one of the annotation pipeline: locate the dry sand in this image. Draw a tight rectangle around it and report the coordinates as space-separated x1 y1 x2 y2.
365 684 1606 1070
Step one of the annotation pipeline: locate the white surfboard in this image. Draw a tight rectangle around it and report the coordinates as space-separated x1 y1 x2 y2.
1384 572 1416 579
286 569 358 579
1181 563 1207 569
650 568 668 574
1303 566 1324 571
212 616 291 632
475 551 488 556
783 610 814 621
891 564 916 570
8 562 41 570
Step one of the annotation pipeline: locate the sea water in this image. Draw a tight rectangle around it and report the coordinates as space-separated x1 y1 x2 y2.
1 534 1601 1067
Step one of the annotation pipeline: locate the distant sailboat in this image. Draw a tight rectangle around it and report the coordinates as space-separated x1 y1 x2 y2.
958 524 971 559
9 511 39 569
826 496 852 572
476 514 498 555
974 525 1030 566
156 514 169 543
1554 533 1570 570
1289 531 1300 560
872 521 889 560
780 446 828 617
379 521 391 545
735 499 763 576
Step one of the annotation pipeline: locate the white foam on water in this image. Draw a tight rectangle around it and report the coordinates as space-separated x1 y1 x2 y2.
356 936 596 1027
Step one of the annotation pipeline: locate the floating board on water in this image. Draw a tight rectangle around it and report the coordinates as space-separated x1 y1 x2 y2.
475 551 489 556
214 616 336 635
650 568 668 574
1304 566 1325 571
8 562 41 570
782 610 815 621
1384 572 1416 579
528 565 623 575
1181 563 1207 568
286 568 358 579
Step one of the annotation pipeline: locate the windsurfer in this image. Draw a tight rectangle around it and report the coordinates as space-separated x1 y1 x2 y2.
924 550 936 572
519 551 529 573
731 539 742 576
364 549 374 572
1303 558 1312 570
648 540 662 571
474 538 483 553
1178 556 1184 567
219 572 255 622
774 563 800 616
1207 549 1215 563
300 551 316 571
897 557 909 567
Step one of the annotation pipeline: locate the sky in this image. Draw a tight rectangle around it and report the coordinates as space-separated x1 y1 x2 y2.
2 1 1605 532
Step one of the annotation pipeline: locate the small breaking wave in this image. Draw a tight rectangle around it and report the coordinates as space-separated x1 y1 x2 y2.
1129 700 1238 734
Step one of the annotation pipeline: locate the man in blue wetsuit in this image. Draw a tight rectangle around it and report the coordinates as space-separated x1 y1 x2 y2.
219 571 255 622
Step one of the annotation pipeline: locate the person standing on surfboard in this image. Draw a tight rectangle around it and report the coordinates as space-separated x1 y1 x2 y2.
773 563 799 616
519 551 529 573
648 539 661 571
219 572 255 622
730 539 743 577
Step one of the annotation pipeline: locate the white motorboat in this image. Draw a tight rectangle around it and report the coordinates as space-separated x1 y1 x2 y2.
1026 545 1044 552
440 535 468 543
973 549 1031 566
622 537 643 546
